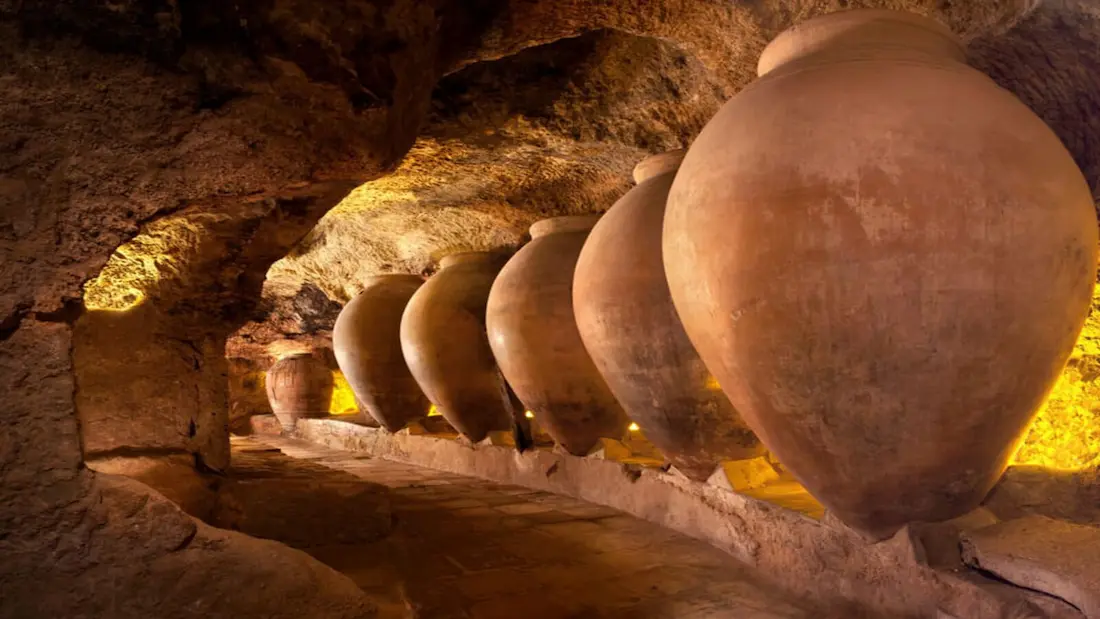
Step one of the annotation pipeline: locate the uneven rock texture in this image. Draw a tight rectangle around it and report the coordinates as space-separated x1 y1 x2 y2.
1 0 536 614
87 439 394 550
0 323 378 619
1011 285 1100 471
265 30 730 302
75 181 356 474
984 465 1100 526
229 358 274 431
962 516 1100 618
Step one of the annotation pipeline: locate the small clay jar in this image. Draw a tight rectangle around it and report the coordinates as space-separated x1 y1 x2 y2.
574 151 764 480
401 252 517 442
663 9 1098 538
265 354 332 433
486 215 630 455
333 275 431 432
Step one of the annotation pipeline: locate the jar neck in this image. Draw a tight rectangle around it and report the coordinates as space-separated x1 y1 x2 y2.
361 273 424 287
757 10 964 78
439 251 496 269
529 215 600 239
633 150 686 184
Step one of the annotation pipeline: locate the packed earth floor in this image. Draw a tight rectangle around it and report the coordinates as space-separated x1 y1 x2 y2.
235 436 837 619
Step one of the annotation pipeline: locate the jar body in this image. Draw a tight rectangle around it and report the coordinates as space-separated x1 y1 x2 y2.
663 10 1098 537
333 275 430 432
574 161 763 481
487 217 630 455
401 253 515 442
265 355 332 433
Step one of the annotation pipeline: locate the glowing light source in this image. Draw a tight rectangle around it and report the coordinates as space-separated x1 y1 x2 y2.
1012 283 1100 471
524 411 535 419
428 404 442 417
84 286 146 312
628 422 640 431
328 370 359 415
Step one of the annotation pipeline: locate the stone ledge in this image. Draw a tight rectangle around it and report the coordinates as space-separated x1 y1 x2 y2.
250 415 1085 619
962 516 1100 619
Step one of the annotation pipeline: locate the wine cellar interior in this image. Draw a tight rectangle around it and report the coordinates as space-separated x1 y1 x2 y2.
4 3 1100 618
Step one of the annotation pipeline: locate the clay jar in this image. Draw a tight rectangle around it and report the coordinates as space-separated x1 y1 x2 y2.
401 252 515 442
265 354 332 433
333 275 431 432
487 216 630 455
663 9 1098 538
574 151 763 481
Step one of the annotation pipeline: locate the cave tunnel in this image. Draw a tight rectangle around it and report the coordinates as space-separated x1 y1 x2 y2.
3 1 1100 618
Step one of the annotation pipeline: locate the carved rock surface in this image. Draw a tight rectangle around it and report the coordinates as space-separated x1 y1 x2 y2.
962 516 1100 618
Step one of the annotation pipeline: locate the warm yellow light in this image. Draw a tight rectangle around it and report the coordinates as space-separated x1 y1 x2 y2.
428 404 442 417
84 286 146 312
628 422 640 431
82 212 202 312
703 375 722 391
524 411 535 419
1012 283 1100 471
268 341 313 361
328 370 359 415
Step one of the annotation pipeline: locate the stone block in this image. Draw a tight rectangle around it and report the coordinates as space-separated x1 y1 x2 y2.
477 431 516 448
581 438 632 461
401 421 429 436
910 507 1000 568
961 516 1100 618
706 457 779 492
249 413 284 436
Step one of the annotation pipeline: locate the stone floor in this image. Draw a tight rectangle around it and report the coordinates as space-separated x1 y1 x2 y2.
240 436 829 619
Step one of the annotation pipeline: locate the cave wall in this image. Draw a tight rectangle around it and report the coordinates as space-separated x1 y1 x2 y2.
75 183 353 472
0 0 479 614
229 358 273 431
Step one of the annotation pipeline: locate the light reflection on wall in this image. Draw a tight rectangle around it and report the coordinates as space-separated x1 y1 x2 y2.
83 245 155 312
329 370 359 415
1012 284 1100 471
84 286 147 312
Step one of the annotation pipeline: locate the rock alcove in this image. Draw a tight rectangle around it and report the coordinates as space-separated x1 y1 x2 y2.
3 1 1100 618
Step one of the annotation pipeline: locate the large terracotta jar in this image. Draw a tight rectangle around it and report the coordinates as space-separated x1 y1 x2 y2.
487 216 630 455
265 354 332 433
663 9 1098 538
401 252 516 442
333 275 431 432
574 151 764 481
